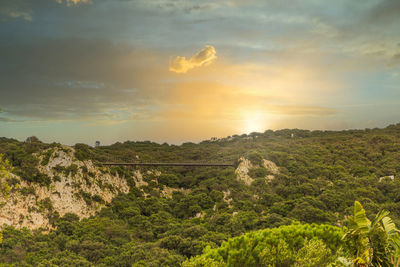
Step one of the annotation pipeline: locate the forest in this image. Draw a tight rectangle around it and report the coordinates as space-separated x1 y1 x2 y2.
1 123 400 266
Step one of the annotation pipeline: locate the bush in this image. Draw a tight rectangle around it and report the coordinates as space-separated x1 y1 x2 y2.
158 174 179 188
248 167 268 178
184 223 344 266
74 143 92 161
248 152 263 166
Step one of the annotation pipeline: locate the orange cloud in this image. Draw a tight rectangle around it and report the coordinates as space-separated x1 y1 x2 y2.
158 81 336 121
169 45 216 73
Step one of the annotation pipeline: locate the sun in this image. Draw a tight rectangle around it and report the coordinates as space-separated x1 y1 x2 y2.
243 112 267 134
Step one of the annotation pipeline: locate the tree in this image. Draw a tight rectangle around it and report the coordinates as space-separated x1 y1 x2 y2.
248 152 263 166
343 201 400 267
0 153 12 179
0 154 13 198
295 239 332 267
25 136 40 143
183 223 344 266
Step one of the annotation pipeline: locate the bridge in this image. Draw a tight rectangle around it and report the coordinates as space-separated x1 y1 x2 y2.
101 162 235 167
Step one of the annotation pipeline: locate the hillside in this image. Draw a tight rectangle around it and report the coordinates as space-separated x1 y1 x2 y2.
0 145 129 230
0 123 400 266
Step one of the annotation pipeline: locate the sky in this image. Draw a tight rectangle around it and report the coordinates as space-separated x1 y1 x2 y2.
0 0 399 145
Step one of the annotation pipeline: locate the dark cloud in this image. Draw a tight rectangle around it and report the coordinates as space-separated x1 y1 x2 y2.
0 0 32 21
0 0 91 22
0 117 26 123
390 53 400 66
367 0 400 25
0 38 169 121
0 117 13 122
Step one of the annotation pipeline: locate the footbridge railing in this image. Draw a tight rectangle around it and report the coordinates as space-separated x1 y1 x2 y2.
100 162 234 167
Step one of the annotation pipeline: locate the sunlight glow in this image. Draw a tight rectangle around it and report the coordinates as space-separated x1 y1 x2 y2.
243 112 268 134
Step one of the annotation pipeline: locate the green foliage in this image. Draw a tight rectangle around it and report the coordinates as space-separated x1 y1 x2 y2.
0 154 13 179
259 239 293 266
19 186 35 196
295 239 333 266
0 137 52 185
248 167 268 178
0 125 400 265
248 151 263 166
38 197 53 212
184 223 344 266
74 143 93 161
158 173 180 188
64 164 79 177
343 201 400 267
92 194 105 204
0 154 13 197
40 149 53 166
77 190 93 206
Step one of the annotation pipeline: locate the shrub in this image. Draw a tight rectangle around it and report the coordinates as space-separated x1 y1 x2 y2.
183 223 344 266
248 167 268 178
248 152 263 166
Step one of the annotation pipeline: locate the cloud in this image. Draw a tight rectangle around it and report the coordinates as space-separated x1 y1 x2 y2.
169 45 216 73
56 0 92 6
388 53 400 67
0 0 92 22
0 38 169 122
367 0 400 25
156 79 338 123
0 117 12 122
0 0 32 21
268 105 336 116
0 36 339 131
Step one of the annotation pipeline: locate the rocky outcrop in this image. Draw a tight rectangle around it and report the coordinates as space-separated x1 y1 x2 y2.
132 170 148 188
263 159 279 182
223 190 233 208
379 175 395 182
161 186 191 198
235 157 279 185
263 159 279 174
235 157 254 185
0 146 130 230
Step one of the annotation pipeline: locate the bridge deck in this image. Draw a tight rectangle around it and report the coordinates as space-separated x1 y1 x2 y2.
101 162 234 167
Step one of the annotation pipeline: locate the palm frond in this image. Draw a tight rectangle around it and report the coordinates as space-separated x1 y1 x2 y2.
354 201 371 233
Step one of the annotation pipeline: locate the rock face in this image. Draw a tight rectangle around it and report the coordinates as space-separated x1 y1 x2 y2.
161 186 191 198
0 146 130 230
263 159 279 174
223 190 233 208
132 169 148 188
235 157 254 185
263 159 279 182
235 157 279 185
